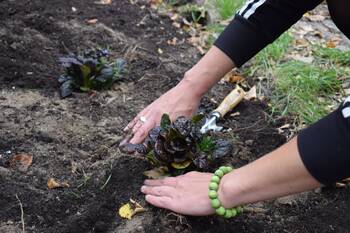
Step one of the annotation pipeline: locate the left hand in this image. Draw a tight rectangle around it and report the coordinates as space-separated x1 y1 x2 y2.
140 171 216 216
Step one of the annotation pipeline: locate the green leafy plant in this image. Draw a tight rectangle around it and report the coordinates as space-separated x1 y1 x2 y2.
178 4 208 25
58 49 126 98
121 114 233 172
214 0 244 20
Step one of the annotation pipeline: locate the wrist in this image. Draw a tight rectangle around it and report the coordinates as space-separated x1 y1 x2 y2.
177 67 215 98
218 171 243 208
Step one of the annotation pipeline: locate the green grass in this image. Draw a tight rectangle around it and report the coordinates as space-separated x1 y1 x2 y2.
254 32 293 69
214 0 244 20
271 61 342 124
313 46 350 66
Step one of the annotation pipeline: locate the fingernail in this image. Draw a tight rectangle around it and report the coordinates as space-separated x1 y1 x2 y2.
141 186 146 192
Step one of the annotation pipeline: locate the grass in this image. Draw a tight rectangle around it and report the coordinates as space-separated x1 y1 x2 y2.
253 32 293 69
214 0 244 20
271 61 342 125
313 46 350 66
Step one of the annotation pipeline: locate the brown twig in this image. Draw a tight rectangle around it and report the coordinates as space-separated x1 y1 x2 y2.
15 194 25 233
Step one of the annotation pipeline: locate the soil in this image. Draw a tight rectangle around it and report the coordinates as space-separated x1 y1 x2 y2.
0 0 349 233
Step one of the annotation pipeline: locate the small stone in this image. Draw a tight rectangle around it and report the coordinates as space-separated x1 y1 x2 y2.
0 166 10 177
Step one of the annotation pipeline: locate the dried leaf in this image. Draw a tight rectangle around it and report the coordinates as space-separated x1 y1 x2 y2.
118 199 146 220
47 178 70 189
9 153 33 172
244 86 257 100
304 13 325 22
87 18 98 24
222 70 244 84
335 182 347 188
94 0 112 4
143 166 169 179
166 37 178 46
326 40 338 48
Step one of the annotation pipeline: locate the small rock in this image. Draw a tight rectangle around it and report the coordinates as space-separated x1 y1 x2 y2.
245 140 254 146
0 166 11 177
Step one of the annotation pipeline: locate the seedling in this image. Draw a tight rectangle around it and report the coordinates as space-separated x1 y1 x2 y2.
121 114 233 173
58 49 126 98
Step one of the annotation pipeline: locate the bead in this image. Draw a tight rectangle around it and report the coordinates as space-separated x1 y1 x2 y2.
214 169 224 178
231 208 237 217
209 182 218 190
219 166 227 173
215 206 226 216
225 166 233 173
224 209 233 218
208 190 218 199
211 175 220 183
211 199 221 209
236 206 243 213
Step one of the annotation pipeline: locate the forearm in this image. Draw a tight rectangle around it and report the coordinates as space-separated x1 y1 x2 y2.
219 137 321 208
177 46 235 98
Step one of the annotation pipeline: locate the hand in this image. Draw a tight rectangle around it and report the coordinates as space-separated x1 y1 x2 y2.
140 171 217 216
123 78 202 144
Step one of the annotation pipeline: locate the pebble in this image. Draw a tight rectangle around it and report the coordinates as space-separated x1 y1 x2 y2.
0 166 10 177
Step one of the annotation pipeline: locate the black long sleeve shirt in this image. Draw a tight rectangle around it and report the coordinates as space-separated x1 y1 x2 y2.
214 0 350 184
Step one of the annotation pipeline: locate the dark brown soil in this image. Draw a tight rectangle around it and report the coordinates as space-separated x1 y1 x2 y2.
0 0 349 232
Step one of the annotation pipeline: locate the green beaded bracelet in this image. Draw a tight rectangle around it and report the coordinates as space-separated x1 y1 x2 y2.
208 166 243 218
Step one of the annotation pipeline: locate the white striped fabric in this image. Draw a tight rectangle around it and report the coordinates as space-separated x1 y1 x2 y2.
342 96 350 118
237 0 256 15
237 0 267 19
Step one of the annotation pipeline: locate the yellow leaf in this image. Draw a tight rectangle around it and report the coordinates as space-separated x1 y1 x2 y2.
47 178 69 189
119 203 133 220
171 160 191 169
118 199 146 220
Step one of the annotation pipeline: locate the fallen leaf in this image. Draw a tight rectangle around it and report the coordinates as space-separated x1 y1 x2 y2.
94 0 112 4
222 69 244 84
244 86 257 100
166 37 178 46
119 199 146 220
9 153 33 172
87 19 98 24
326 39 340 48
143 166 169 179
335 182 347 188
47 178 70 189
304 13 325 22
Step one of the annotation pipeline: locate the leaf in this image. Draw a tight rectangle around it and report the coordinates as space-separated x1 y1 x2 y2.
118 199 146 220
171 160 191 169
143 166 169 179
47 178 70 189
160 114 171 130
9 153 33 172
115 58 127 74
191 114 204 124
60 80 74 98
198 136 216 153
212 139 233 159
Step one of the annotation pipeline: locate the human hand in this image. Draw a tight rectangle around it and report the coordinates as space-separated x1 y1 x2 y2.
122 78 202 144
141 171 218 216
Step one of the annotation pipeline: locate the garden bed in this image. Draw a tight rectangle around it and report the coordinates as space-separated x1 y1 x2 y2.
0 0 349 232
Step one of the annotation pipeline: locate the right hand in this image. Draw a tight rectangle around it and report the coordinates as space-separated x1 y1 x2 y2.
122 78 202 144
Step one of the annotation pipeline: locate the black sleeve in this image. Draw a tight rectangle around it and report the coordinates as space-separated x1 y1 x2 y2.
298 98 350 185
214 0 323 67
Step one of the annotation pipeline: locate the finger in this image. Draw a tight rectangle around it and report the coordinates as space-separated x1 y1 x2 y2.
141 185 175 197
129 120 156 144
144 177 177 187
124 116 139 132
145 195 173 210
